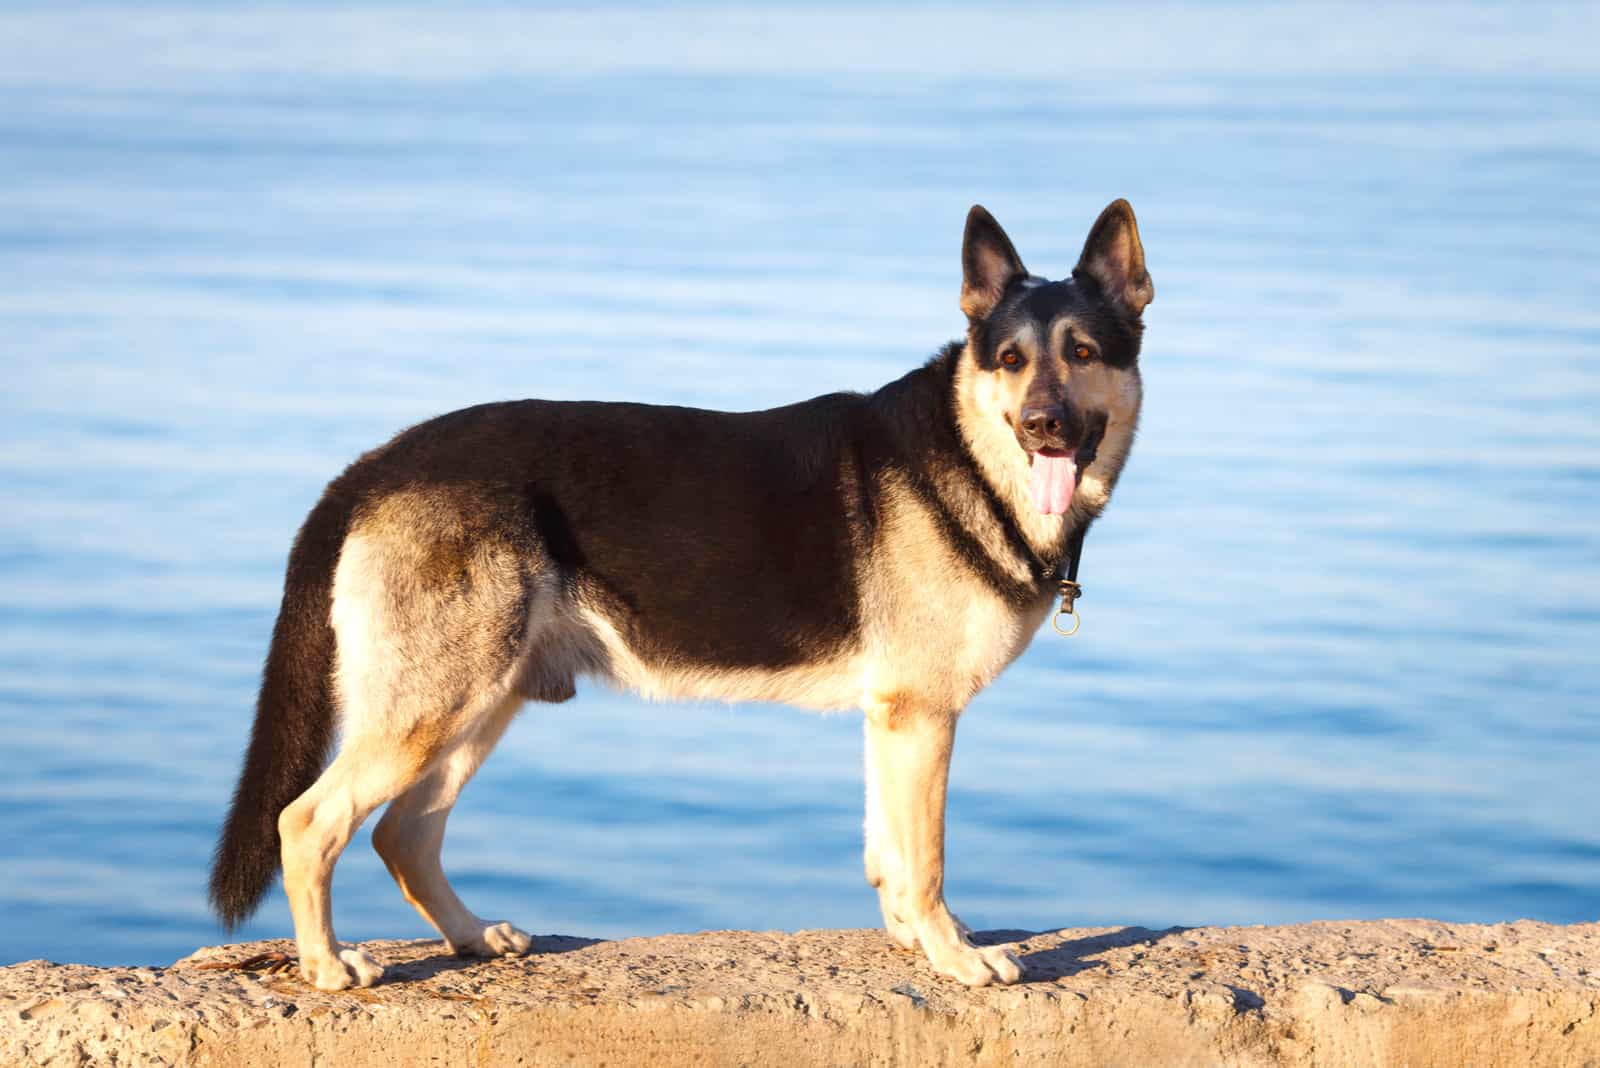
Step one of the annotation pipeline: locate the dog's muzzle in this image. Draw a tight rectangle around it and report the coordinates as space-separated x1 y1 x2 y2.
1016 409 1106 516
1015 406 1104 460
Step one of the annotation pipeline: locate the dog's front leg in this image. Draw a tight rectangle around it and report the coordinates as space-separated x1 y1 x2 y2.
862 694 1022 987
862 722 917 951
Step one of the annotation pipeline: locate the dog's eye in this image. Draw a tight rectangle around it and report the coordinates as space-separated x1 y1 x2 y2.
999 350 1022 368
1072 344 1093 360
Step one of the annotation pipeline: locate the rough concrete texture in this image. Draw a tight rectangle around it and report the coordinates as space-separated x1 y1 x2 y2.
4 921 1600 1066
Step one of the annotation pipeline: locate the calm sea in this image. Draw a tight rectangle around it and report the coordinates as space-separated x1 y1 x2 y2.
2 4 1597 967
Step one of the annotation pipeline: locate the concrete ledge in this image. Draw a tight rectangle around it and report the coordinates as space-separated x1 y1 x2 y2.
4 920 1599 1066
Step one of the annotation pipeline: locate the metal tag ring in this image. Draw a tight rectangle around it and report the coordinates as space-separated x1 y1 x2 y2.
1051 607 1081 637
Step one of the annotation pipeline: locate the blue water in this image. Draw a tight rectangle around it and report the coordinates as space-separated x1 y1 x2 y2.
2 4 1597 968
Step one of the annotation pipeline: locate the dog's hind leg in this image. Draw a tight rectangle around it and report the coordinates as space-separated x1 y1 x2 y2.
371 692 533 958
277 735 437 991
279 495 544 991
863 692 1022 987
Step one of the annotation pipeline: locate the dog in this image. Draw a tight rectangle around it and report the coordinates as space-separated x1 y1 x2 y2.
209 200 1152 991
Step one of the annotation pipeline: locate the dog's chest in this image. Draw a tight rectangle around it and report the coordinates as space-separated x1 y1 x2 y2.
859 493 1057 705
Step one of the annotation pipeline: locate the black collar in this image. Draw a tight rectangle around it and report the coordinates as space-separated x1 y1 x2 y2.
1051 523 1088 636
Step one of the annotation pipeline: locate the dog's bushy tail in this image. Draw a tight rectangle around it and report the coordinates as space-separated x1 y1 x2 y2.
208 491 351 930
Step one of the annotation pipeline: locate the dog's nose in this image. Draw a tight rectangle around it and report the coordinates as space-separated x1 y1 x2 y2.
1019 405 1065 441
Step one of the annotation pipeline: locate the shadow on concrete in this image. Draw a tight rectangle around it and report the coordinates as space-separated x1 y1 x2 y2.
972 926 1189 982
387 934 607 983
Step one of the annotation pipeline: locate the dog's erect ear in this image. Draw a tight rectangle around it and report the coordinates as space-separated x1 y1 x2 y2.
1074 199 1153 318
961 205 1028 322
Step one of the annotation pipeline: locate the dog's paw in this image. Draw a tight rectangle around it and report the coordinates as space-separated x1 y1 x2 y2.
977 943 1024 984
883 912 918 952
301 945 384 991
452 921 533 958
925 941 1024 987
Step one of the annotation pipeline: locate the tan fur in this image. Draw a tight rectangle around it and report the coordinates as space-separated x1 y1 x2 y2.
867 691 916 732
372 694 531 958
861 693 1021 985
955 356 1071 552
1047 316 1142 513
838 459 1060 986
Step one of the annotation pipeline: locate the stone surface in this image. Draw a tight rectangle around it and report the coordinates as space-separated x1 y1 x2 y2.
4 921 1600 1066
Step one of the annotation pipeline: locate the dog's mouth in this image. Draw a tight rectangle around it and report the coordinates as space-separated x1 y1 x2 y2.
1026 423 1104 516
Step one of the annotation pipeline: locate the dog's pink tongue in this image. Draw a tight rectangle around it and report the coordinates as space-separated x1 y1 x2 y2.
1029 452 1077 515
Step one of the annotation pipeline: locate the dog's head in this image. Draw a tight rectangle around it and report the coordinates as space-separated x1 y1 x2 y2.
957 200 1151 517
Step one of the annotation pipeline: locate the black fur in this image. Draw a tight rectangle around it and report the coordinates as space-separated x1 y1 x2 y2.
208 488 351 929
973 279 1143 372
345 398 867 669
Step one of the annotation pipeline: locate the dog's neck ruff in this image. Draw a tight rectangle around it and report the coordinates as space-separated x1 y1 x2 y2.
857 345 1091 607
947 347 1082 564
943 340 1100 629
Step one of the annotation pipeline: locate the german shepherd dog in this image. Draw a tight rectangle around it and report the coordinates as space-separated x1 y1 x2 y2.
209 201 1152 991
